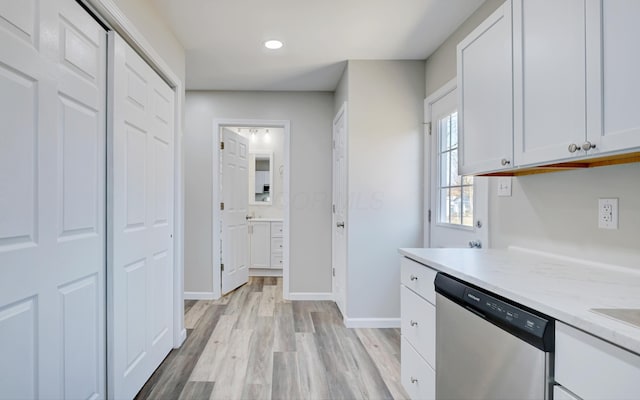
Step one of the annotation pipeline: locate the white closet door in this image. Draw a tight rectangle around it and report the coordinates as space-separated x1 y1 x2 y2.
0 0 106 398
109 33 175 399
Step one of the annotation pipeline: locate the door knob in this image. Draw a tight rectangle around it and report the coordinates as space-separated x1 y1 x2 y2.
582 141 596 151
337 222 345 228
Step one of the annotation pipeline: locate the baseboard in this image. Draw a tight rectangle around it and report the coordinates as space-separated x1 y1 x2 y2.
287 292 334 301
174 328 187 349
344 317 401 329
184 291 215 300
249 268 283 277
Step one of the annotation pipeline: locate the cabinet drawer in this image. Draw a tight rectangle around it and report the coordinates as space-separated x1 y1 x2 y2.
555 322 640 399
401 286 435 368
271 222 283 237
400 257 437 304
401 336 435 400
271 254 283 269
271 237 283 254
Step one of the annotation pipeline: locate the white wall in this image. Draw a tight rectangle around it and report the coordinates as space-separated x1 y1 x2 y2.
343 61 425 320
185 91 334 294
425 0 640 269
110 0 185 84
247 128 285 219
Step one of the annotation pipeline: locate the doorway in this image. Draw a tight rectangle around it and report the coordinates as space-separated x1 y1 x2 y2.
213 119 291 299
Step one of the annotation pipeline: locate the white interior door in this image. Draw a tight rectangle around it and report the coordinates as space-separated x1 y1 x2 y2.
332 104 348 316
429 89 488 248
0 1 106 398
110 33 175 399
221 130 250 294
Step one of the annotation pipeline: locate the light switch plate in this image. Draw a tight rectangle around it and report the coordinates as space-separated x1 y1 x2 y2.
598 198 618 229
497 177 512 197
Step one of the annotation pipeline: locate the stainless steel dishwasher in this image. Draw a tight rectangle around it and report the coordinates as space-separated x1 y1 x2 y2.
434 273 555 400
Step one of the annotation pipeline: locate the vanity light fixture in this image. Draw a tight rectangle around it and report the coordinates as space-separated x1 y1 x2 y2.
264 40 284 50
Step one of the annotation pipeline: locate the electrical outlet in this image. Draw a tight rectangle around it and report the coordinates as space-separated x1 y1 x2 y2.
598 198 618 229
497 177 512 197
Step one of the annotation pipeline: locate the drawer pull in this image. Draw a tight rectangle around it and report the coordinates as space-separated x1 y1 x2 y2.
410 275 418 281
410 377 418 384
410 320 418 327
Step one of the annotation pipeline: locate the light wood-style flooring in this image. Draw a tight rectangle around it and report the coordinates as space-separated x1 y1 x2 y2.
135 277 408 400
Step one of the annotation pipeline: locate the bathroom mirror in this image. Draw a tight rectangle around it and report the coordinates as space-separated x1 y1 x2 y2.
250 152 273 205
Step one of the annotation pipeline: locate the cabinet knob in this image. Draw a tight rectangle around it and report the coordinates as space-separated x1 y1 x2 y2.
410 275 418 281
336 222 345 228
410 377 418 384
501 158 511 166
582 141 596 151
568 143 580 153
410 320 418 327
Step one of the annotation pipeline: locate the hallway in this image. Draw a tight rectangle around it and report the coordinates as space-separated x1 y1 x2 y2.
136 277 407 399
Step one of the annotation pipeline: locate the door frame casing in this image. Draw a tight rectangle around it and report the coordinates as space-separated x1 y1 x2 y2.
82 0 186 350
212 119 291 300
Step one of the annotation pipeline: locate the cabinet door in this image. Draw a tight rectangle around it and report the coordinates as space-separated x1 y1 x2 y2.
586 0 640 154
458 1 513 174
250 222 270 268
513 0 588 166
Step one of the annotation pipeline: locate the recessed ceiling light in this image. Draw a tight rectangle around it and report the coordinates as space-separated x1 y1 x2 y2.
264 40 283 50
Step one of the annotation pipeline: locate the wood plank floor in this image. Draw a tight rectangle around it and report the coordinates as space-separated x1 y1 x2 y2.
136 277 408 400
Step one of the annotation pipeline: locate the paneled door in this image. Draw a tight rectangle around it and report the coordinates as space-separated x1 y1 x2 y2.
428 88 488 249
109 33 175 399
221 130 250 294
0 0 107 398
332 103 348 316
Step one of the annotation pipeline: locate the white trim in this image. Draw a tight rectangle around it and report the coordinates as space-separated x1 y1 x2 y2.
213 119 291 302
249 269 283 277
184 291 216 300
424 77 457 123
83 0 186 349
344 318 401 329
288 293 335 301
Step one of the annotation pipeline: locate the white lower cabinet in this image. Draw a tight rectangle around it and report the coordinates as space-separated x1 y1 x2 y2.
401 286 436 367
555 322 640 399
401 336 435 400
400 256 437 399
249 220 283 270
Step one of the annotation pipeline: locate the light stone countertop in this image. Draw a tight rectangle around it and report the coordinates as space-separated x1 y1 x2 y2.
399 247 640 355
248 218 283 222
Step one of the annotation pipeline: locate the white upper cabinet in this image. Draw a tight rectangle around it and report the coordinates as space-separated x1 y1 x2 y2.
586 0 640 154
457 1 513 175
513 0 589 166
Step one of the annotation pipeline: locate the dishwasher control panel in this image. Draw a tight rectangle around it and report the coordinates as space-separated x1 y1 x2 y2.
434 272 554 351
463 287 548 338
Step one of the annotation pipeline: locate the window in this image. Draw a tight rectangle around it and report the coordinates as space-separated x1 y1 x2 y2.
437 111 474 227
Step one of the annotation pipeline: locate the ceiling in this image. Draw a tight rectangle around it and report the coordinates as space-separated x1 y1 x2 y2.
149 0 485 91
